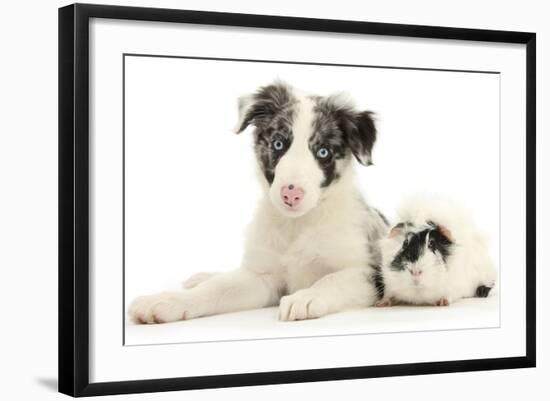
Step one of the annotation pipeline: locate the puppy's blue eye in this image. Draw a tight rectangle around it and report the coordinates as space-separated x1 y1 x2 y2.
317 147 330 159
272 139 284 151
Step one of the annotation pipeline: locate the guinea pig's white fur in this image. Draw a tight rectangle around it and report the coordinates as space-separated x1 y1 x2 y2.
376 196 497 306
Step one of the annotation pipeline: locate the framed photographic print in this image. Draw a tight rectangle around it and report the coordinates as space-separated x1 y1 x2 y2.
58 3 536 397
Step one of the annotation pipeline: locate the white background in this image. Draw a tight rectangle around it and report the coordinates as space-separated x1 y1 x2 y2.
0 0 547 400
124 55 501 344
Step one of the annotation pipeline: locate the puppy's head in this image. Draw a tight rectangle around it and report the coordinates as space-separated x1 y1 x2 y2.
235 80 377 218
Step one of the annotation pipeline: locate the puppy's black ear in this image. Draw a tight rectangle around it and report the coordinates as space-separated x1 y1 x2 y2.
234 94 256 133
345 110 377 166
325 94 377 165
234 81 294 134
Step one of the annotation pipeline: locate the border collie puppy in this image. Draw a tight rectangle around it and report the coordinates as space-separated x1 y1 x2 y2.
129 80 388 323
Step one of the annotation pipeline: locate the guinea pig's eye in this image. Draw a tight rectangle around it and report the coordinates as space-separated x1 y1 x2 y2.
272 139 285 151
316 147 330 159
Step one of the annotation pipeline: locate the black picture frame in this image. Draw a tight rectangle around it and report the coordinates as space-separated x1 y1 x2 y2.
59 3 536 397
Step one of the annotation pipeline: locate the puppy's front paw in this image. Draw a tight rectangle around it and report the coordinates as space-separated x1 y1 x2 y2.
278 290 328 321
128 291 194 324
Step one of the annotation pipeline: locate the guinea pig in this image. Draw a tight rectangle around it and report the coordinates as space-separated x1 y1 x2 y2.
373 197 497 307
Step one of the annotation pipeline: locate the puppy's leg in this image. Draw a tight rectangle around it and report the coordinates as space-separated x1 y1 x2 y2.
279 267 377 321
129 269 283 324
182 272 221 289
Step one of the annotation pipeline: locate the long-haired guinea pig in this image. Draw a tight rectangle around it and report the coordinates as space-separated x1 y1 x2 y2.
373 197 497 307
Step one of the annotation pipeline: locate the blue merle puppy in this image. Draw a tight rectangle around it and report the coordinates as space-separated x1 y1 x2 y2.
129 80 388 324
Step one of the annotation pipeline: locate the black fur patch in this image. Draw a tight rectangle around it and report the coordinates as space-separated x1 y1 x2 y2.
426 221 453 262
371 264 385 299
309 98 349 187
344 110 377 166
475 285 492 298
391 229 430 271
366 240 385 299
237 82 297 185
237 82 296 133
317 96 377 166
390 224 453 271
254 130 293 184
309 96 377 187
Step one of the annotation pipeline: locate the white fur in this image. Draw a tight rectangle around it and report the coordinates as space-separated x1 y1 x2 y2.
128 85 385 324
377 196 497 306
268 94 324 217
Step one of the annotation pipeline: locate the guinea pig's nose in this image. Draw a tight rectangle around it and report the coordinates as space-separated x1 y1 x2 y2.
281 184 304 208
411 270 423 277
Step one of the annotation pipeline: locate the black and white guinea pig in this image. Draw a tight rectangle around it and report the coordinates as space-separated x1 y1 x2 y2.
373 197 497 307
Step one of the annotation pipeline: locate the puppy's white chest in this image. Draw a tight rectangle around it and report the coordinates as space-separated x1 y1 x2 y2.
281 241 334 294
281 228 369 294
244 194 375 294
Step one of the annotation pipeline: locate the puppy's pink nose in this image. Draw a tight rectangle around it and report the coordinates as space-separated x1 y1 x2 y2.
281 184 304 208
